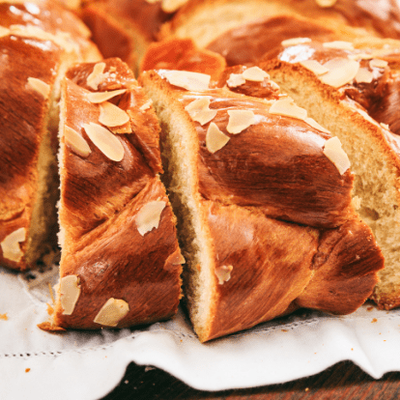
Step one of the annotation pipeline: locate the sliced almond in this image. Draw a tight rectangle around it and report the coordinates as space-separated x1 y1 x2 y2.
87 89 126 104
323 136 351 175
99 102 130 127
185 97 217 125
355 68 374 84
242 66 269 82
83 122 124 162
227 73 246 88
323 41 354 51
162 70 211 92
227 110 256 134
1 228 26 262
319 58 360 88
136 201 166 236
27 77 50 98
269 97 308 120
87 62 107 90
206 122 230 153
380 122 390 130
369 59 388 69
348 53 373 61
305 117 331 134
0 26 10 38
64 125 91 158
315 0 337 6
161 0 188 12
281 37 312 47
215 265 233 285
299 60 329 76
93 298 129 327
60 275 81 315
140 99 153 111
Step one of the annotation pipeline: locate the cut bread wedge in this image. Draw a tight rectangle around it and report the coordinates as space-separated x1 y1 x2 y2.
0 1 101 271
139 68 383 341
39 58 183 331
260 39 400 310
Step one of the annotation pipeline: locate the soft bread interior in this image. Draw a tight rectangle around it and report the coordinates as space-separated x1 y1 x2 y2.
266 64 400 307
140 75 215 340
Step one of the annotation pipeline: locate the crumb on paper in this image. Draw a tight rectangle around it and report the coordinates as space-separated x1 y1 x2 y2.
25 368 31 373
372 318 378 323
0 313 8 320
367 306 374 311
281 329 288 332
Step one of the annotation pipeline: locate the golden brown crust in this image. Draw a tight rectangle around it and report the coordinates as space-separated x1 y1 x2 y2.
161 0 400 44
178 90 354 229
140 38 226 80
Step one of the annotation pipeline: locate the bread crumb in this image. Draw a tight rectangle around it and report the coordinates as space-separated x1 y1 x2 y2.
25 368 31 373
372 318 378 323
305 387 309 392
0 313 8 320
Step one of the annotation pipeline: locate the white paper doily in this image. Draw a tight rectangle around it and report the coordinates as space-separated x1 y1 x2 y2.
1 264 400 400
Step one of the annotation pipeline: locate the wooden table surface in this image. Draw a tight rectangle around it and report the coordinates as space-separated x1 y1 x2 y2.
101 360 400 400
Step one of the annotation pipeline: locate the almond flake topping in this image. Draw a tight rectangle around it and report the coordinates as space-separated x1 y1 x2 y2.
215 265 233 285
269 97 308 120
323 41 354 51
380 122 390 130
99 102 130 127
242 66 269 82
93 298 130 327
348 53 373 61
355 68 374 84
64 125 91 158
87 89 126 104
185 97 217 125
27 77 50 98
323 136 351 175
206 122 230 153
140 99 153 111
136 201 166 236
319 58 359 88
163 70 211 92
60 275 81 315
227 110 256 134
87 62 108 90
299 60 329 75
305 117 331 133
281 37 312 47
162 0 188 12
83 122 124 162
227 73 246 88
1 228 25 263
0 26 10 38
315 0 337 7
370 59 388 69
